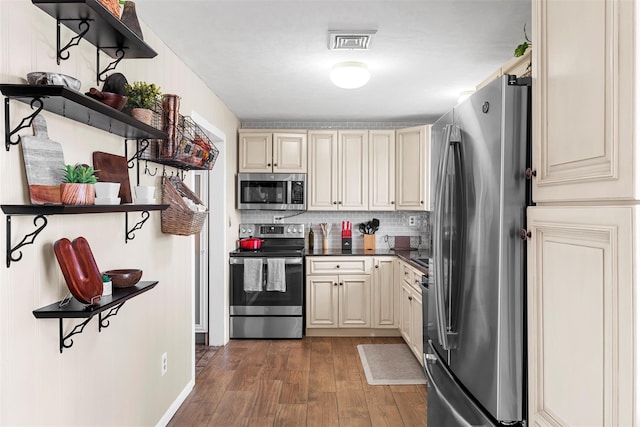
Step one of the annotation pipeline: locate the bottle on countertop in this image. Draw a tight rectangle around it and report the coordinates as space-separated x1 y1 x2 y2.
308 224 315 252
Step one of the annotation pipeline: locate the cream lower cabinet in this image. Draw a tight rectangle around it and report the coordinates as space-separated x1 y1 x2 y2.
397 259 424 364
395 125 430 211
306 257 372 329
527 206 635 426
307 130 368 210
372 257 396 328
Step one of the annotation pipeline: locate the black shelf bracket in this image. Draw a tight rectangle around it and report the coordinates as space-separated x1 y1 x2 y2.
6 214 48 268
125 211 150 243
5 97 44 151
59 316 94 353
128 138 149 169
57 18 93 64
99 302 125 331
97 47 126 85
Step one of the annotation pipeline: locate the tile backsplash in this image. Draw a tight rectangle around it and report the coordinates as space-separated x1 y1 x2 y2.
240 210 430 252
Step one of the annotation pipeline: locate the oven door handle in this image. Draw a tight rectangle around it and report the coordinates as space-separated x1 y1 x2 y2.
230 257 303 265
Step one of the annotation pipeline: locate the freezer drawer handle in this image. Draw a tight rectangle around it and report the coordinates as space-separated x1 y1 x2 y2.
425 353 438 365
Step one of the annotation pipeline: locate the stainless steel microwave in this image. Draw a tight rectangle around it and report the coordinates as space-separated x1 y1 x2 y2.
237 173 307 210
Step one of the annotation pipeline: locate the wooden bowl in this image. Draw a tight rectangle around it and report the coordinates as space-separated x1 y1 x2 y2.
104 269 142 288
85 88 128 111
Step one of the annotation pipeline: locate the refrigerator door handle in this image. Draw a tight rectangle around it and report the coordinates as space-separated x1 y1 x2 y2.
433 124 452 350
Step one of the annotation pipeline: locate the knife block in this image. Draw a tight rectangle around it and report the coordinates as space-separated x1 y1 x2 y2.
364 234 375 251
341 238 352 253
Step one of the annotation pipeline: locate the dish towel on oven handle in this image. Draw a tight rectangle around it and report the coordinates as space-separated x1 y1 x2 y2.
266 258 286 292
243 258 263 292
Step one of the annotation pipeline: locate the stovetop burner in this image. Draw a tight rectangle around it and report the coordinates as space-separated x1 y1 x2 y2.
231 223 306 257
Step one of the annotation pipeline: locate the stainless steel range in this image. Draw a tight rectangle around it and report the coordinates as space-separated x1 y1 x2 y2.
229 223 305 339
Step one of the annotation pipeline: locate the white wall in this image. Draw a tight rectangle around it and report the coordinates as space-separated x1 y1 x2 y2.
0 1 239 424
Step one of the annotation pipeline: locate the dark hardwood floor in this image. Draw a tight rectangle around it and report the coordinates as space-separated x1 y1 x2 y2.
169 336 427 426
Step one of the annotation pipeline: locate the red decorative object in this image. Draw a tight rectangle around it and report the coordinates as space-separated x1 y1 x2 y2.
53 237 103 304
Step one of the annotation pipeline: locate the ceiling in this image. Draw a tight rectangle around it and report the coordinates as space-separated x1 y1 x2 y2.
135 0 531 124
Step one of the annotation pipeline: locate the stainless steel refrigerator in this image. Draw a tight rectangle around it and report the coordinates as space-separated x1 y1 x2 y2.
424 74 529 426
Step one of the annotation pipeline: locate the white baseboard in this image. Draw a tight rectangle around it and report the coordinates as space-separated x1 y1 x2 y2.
155 379 195 427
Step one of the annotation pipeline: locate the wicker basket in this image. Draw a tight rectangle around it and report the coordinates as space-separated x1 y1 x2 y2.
161 176 208 236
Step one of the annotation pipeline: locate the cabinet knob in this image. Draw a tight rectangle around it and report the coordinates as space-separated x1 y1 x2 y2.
391 201 395 204
525 168 537 179
519 229 532 240
333 201 337 205
267 163 271 167
340 282 343 286
334 283 338 286
375 265 379 268
420 201 424 204
274 163 278 167
336 265 340 269
408 296 413 301
338 201 342 205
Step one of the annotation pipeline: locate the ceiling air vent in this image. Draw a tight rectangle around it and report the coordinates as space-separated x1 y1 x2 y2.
328 30 377 50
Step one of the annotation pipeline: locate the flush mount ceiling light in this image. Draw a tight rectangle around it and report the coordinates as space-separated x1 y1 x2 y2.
330 62 370 89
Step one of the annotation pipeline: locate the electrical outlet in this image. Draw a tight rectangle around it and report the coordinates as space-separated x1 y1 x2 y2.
273 216 284 224
161 352 167 376
408 216 416 226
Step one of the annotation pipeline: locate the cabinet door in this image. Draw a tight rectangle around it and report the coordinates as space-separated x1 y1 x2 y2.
273 132 307 173
369 130 396 210
338 130 368 210
400 283 413 344
396 125 430 211
410 286 423 364
307 130 338 210
306 275 339 328
238 132 273 172
338 274 371 328
372 257 396 328
527 206 634 426
532 0 637 202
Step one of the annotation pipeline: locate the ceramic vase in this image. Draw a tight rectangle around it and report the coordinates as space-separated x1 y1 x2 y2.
60 183 95 205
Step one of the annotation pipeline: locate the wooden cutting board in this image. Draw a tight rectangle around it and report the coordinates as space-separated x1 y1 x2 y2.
20 115 65 205
92 151 132 203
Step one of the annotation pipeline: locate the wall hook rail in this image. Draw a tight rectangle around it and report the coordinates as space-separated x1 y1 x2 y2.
57 18 92 64
5 97 44 151
125 210 150 243
6 215 48 268
97 47 126 84
144 160 157 177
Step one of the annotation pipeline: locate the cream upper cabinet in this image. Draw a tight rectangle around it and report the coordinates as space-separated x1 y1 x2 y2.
238 130 307 173
527 206 634 426
372 257 396 328
532 0 637 202
395 125 430 211
307 130 338 210
369 130 396 210
308 130 368 211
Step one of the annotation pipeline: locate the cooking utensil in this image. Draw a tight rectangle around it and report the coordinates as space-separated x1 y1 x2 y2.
239 237 264 250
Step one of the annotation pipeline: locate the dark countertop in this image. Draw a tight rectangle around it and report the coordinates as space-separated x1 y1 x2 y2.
306 248 430 274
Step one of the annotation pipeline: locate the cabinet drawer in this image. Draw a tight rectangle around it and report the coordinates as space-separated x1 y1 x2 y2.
401 262 414 286
307 257 371 274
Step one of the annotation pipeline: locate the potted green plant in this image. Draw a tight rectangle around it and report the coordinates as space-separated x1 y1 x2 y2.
101 273 112 296
124 81 161 125
514 24 532 75
60 164 97 205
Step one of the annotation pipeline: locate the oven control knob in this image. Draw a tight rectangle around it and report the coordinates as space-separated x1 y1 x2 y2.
241 228 245 233
247 228 253 234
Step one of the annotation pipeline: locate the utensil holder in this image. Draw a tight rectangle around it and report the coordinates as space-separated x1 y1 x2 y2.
364 234 375 251
322 238 329 253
